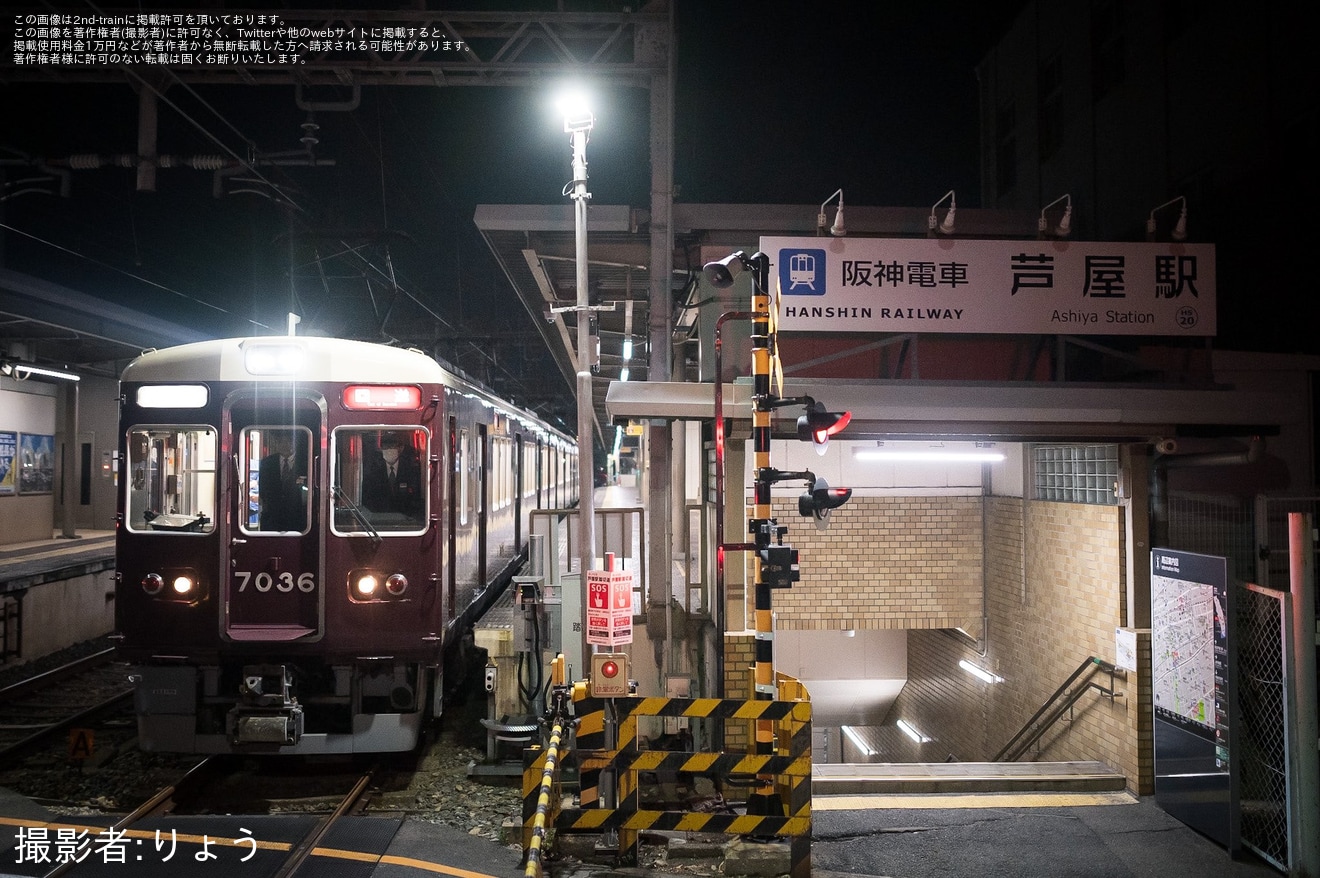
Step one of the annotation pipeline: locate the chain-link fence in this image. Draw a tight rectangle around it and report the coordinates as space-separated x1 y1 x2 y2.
1236 583 1290 872
1165 492 1254 581
1164 494 1312 873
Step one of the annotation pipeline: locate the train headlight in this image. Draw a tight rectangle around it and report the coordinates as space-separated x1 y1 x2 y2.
355 574 379 598
350 569 410 602
172 575 195 595
141 573 164 595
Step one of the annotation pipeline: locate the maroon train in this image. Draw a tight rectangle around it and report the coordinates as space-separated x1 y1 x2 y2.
113 335 577 753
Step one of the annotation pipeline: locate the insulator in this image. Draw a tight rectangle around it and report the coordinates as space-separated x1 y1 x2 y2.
186 155 226 170
66 154 103 169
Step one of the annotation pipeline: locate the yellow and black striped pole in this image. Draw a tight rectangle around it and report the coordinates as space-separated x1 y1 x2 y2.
745 251 782 817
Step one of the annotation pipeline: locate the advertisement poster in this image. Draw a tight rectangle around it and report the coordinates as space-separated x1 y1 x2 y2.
0 431 15 495
19 433 55 495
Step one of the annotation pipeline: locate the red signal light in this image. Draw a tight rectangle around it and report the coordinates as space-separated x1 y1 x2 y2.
797 402 851 450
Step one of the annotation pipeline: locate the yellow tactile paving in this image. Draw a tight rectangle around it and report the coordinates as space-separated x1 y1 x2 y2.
812 791 1139 810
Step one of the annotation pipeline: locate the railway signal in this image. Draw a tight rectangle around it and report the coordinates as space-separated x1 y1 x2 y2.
799 476 853 530
796 399 851 453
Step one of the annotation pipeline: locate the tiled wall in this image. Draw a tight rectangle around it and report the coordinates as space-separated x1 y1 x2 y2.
758 496 984 633
723 632 755 750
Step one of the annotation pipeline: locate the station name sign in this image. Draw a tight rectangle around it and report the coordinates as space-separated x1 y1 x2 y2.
760 236 1215 336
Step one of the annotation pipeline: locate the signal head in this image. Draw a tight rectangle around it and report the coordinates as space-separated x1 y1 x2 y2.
799 477 853 530
796 401 852 454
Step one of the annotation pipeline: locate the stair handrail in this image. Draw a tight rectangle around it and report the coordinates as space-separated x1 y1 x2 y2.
993 655 1120 762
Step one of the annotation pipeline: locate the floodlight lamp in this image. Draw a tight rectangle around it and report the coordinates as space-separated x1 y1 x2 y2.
928 189 956 235
817 188 847 236
1038 193 1072 238
702 250 750 288
556 91 594 133
1146 195 1187 242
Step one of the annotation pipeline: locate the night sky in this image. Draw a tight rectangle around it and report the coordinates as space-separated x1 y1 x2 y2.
4 0 1168 419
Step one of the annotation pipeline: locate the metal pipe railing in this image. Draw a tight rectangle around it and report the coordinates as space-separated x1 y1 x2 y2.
993 655 1119 762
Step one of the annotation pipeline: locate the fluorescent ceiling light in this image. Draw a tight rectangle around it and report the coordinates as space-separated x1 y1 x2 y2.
854 449 1005 463
896 719 930 743
841 725 876 757
1 362 80 382
959 659 1004 684
619 367 630 383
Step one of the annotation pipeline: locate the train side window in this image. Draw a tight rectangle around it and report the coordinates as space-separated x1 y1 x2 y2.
125 426 218 534
330 427 429 535
241 426 313 535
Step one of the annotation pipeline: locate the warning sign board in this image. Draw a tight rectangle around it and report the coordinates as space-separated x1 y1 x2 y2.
68 728 94 761
586 569 634 647
586 569 633 612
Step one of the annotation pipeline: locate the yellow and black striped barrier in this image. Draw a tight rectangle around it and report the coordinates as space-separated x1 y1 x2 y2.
523 682 812 878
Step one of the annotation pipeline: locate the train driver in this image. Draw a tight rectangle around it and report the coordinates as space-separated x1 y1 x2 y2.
258 430 308 532
362 432 422 520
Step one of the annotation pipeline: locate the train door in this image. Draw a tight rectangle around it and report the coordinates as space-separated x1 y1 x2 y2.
513 433 523 550
477 423 488 587
223 396 324 642
447 416 457 619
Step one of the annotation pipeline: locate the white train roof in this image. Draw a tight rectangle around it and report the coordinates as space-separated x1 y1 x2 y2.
121 336 573 442
122 336 450 384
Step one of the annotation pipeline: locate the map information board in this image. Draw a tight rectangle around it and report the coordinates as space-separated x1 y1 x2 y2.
1151 548 1236 850
1151 552 1225 732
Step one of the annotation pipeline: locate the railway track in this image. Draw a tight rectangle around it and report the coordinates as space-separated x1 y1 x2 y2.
0 648 135 765
1 640 522 873
30 756 382 878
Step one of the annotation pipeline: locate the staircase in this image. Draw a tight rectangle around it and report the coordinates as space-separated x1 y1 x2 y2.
814 656 1130 796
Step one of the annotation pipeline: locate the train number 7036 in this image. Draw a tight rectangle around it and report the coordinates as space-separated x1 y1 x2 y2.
234 571 317 593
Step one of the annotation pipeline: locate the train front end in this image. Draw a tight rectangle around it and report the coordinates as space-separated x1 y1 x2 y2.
114 336 448 754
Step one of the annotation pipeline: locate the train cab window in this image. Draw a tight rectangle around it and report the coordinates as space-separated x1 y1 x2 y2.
331 427 428 535
125 427 218 534
241 426 313 535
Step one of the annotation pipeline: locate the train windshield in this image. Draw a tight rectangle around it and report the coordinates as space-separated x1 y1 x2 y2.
331 427 428 535
125 426 218 534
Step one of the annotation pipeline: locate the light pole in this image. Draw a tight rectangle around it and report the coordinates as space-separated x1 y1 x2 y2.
561 95 597 668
